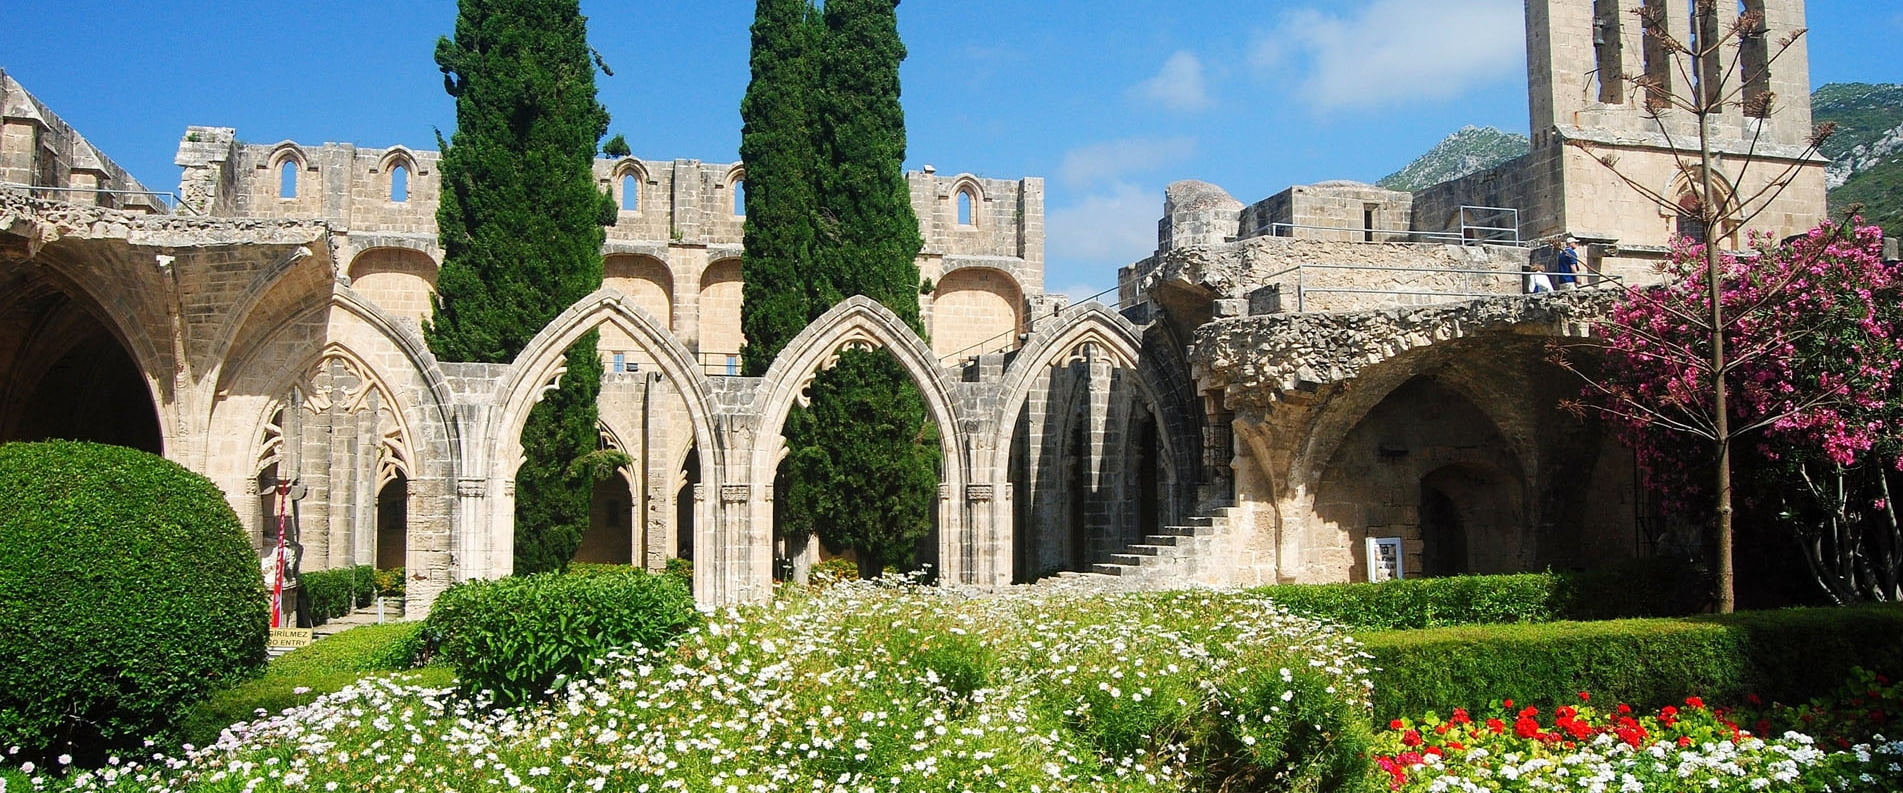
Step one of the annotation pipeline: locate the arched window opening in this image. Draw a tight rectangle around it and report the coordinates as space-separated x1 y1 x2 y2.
1676 192 1708 243
956 189 975 226
279 160 298 199
389 164 409 203
1592 0 1625 104
621 174 640 212
732 177 746 216
676 446 700 562
1739 0 1771 117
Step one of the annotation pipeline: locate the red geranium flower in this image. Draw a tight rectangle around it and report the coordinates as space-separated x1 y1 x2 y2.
1685 696 1705 709
1402 730 1423 748
1486 718 1506 734
1578 691 1591 702
1390 719 1406 730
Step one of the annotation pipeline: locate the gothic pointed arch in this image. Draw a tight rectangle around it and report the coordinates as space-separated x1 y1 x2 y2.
985 304 1185 479
751 296 970 579
495 290 719 483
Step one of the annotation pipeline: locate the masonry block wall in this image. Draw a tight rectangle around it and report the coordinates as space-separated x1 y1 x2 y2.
177 135 1048 368
0 70 164 212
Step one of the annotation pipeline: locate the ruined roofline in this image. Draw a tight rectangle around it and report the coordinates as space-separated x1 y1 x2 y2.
1 70 167 213
196 130 1038 189
0 189 331 250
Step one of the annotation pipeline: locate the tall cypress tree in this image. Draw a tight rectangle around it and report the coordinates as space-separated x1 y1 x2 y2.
428 0 615 574
773 0 940 575
739 0 824 376
812 0 925 326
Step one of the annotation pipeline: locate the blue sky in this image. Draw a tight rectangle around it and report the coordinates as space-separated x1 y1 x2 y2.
3 1 1898 298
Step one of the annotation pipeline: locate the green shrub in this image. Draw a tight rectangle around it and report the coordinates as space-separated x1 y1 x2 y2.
1255 574 1558 630
1359 603 1903 721
300 565 376 624
1252 560 1704 631
178 622 439 747
0 441 267 763
810 557 859 586
1551 556 1711 620
420 568 699 705
373 567 405 598
566 561 635 577
663 556 693 589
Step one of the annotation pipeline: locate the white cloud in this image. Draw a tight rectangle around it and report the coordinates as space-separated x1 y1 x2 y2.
1056 136 1198 189
1251 0 1524 111
1047 182 1160 267
1131 51 1214 112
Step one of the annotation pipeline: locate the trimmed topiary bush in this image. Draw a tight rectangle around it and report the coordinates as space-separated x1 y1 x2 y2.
420 568 699 705
0 441 267 763
1358 603 1903 721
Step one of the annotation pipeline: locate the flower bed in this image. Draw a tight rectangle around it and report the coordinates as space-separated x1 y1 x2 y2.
2 581 1384 792
1372 693 1903 791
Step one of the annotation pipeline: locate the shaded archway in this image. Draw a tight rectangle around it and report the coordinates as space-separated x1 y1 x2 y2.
991 305 1193 585
0 267 164 454
9 324 162 453
376 475 408 570
604 254 674 330
577 472 635 565
1311 375 1527 581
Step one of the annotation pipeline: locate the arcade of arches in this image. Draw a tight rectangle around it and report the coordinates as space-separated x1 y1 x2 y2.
1 197 1642 616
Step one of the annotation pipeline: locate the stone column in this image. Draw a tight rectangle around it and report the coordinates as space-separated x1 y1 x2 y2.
964 482 1001 586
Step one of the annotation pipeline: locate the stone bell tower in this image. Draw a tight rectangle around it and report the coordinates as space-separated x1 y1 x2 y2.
1521 0 1826 260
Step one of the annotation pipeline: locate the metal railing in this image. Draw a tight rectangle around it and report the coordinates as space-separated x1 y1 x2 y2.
697 352 744 376
1259 262 1620 313
0 181 195 214
1268 222 1466 244
1264 205 1524 247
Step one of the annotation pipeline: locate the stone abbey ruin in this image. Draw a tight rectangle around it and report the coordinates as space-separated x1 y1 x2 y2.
0 0 1831 614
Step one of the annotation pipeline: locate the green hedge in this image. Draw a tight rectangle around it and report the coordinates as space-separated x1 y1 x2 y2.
300 565 377 625
180 622 446 748
1359 603 1903 721
0 441 267 763
1251 559 1703 630
421 568 699 705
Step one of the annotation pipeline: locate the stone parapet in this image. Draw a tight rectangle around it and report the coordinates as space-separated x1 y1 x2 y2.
1188 289 1616 408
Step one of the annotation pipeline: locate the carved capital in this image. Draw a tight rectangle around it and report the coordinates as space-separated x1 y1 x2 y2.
965 483 995 502
456 479 486 498
692 483 706 503
720 484 751 503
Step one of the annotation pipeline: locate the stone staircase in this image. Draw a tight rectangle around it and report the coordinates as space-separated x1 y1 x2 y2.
1087 508 1239 587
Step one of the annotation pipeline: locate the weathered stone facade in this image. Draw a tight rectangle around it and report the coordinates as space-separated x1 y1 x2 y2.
0 0 1834 613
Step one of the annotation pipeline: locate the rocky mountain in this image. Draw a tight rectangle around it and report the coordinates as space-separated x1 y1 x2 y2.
1813 82 1903 234
1375 126 1529 192
1377 84 1903 235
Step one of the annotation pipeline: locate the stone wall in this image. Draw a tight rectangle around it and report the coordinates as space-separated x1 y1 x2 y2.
0 71 165 213
173 130 1048 368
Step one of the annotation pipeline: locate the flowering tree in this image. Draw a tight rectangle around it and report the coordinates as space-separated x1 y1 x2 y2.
1567 3 1831 611
1574 222 1903 603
